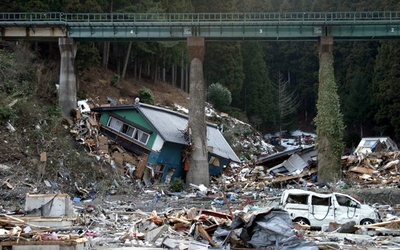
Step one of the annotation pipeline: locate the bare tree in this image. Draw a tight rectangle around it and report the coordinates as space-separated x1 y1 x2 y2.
273 72 301 143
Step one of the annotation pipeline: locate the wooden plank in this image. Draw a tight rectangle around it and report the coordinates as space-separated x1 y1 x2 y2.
349 166 374 175
40 152 47 162
135 153 148 179
1 237 87 246
355 219 400 229
112 151 124 165
197 224 217 247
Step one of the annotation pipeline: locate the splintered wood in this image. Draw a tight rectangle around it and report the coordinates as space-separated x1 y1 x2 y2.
342 152 400 186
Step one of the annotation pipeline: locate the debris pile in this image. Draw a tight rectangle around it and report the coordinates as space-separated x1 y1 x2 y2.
342 151 400 186
0 194 87 249
5 99 400 249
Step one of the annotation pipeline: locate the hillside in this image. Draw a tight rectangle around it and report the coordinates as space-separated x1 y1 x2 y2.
79 67 276 156
0 63 275 210
79 68 190 108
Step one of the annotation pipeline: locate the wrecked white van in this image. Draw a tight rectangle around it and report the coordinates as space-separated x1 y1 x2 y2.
280 189 380 228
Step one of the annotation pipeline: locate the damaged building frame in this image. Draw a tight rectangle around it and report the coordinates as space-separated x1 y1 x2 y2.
91 102 240 183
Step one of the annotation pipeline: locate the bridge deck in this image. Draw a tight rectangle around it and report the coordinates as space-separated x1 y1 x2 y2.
1 12 400 41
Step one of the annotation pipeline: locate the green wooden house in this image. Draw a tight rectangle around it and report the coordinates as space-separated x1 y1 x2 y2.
91 102 240 182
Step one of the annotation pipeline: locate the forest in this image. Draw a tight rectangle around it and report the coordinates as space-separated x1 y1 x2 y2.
2 0 400 148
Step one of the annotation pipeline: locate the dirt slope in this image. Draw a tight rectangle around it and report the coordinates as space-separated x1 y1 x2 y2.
79 68 189 107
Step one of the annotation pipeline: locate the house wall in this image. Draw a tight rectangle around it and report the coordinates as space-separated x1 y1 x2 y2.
208 155 230 176
152 134 164 151
99 110 157 149
151 142 185 182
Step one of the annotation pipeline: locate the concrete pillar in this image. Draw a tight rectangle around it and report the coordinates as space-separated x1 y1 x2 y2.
188 36 205 61
318 36 333 57
316 36 343 182
186 36 209 186
59 38 77 124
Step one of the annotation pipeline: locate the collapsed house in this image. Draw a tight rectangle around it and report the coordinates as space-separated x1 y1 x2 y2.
354 137 398 155
91 101 240 182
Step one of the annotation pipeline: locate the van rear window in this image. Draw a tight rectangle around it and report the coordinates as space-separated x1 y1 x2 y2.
287 194 308 204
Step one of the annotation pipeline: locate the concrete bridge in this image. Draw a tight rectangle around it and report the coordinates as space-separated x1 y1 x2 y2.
1 11 399 120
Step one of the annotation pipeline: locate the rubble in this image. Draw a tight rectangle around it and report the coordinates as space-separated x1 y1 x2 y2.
342 151 400 186
3 99 400 249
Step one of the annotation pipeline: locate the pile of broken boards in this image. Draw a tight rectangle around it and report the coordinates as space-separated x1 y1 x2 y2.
70 106 150 191
0 192 320 249
305 219 400 250
80 204 319 250
0 193 88 249
342 151 400 186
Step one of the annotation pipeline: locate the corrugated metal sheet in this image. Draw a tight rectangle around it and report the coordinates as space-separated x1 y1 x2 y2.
137 104 188 144
268 154 307 175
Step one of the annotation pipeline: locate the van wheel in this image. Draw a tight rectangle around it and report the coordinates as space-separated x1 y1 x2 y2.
360 219 374 225
293 217 310 226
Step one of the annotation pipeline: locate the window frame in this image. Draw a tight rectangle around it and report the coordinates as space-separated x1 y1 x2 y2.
107 117 150 145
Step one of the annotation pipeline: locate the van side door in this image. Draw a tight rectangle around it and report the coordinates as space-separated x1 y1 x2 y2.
309 194 335 228
333 194 361 224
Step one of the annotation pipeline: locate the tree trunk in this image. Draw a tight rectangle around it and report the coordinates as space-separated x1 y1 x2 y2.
102 42 110 69
138 61 142 81
171 63 175 87
180 50 184 90
134 60 137 79
121 42 132 80
185 63 189 92
162 58 166 82
153 58 158 84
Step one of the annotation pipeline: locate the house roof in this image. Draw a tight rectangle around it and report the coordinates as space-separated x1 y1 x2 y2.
92 103 240 162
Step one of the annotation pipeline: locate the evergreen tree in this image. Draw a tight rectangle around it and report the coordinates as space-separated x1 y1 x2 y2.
336 42 377 138
242 42 276 130
204 42 244 105
372 41 400 139
266 42 319 128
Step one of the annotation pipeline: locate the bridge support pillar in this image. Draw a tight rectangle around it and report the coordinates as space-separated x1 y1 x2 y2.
319 36 333 56
58 38 77 124
186 36 209 186
316 36 343 182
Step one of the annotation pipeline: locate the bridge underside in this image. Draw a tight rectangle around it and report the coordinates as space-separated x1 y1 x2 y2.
1 26 65 41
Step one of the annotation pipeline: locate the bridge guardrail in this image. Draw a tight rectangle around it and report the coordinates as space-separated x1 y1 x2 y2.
1 11 400 26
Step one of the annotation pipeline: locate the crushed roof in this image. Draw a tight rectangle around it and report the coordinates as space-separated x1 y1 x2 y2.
92 103 240 162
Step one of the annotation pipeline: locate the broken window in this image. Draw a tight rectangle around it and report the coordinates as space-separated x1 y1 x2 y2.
107 117 150 145
271 166 289 174
209 156 220 167
311 195 331 206
134 130 150 145
335 194 359 208
287 194 308 205
363 140 377 147
121 124 135 137
108 117 122 131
